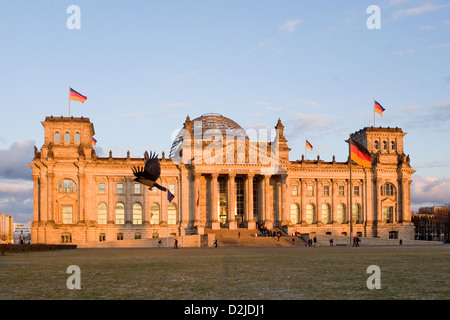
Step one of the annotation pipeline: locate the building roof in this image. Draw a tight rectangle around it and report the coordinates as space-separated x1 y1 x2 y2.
169 113 248 158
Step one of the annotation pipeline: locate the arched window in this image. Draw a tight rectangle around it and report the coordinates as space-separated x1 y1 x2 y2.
374 140 379 149
352 204 361 224
306 204 315 224
381 183 396 196
168 203 177 225
75 132 81 142
65 132 70 142
383 207 394 223
391 141 395 150
337 204 346 224
322 204 331 224
133 203 142 225
98 203 107 225
150 203 160 225
290 203 299 224
55 132 60 142
58 179 77 193
383 141 387 150
115 203 125 224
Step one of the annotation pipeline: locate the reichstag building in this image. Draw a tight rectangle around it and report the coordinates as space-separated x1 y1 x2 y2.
29 113 415 246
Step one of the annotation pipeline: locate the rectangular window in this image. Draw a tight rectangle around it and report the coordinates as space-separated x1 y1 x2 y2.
323 185 330 196
152 187 158 194
99 233 106 242
354 186 360 196
62 206 73 224
169 183 175 194
117 233 124 240
135 233 141 240
292 185 298 196
307 185 314 196
99 183 105 194
134 183 141 194
117 183 123 194
339 186 345 196
61 233 72 243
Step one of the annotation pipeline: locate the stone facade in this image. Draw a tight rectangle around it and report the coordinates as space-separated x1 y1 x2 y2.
29 114 415 246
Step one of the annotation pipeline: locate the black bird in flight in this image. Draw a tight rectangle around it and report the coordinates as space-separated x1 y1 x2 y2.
132 151 167 192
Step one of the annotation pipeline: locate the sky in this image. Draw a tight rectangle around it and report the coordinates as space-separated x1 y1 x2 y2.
0 0 449 223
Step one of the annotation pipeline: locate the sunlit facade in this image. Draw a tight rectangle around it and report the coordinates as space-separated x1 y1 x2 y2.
29 114 415 246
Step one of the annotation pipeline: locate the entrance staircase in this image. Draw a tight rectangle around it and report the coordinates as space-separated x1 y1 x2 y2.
204 228 307 248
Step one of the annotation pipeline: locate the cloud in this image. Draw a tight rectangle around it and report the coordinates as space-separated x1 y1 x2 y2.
435 100 450 108
162 102 189 109
388 0 409 6
0 140 34 180
287 113 339 136
257 100 284 111
391 49 414 56
258 38 275 48
280 19 301 33
393 2 450 19
0 178 33 223
411 175 450 206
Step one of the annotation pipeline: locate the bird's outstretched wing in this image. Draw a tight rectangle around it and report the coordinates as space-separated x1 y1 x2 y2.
132 164 145 178
143 151 161 181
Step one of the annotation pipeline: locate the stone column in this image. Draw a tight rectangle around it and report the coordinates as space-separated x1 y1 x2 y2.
332 179 338 224
176 166 190 235
39 169 48 223
316 179 322 225
211 173 220 230
142 179 149 225
32 174 40 223
107 176 115 224
228 173 237 229
125 176 132 225
160 178 168 226
401 178 411 223
78 171 86 224
247 173 255 229
280 174 288 227
47 170 54 224
301 179 307 224
263 174 273 229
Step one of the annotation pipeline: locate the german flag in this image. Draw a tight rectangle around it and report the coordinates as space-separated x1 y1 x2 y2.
92 137 97 146
70 87 87 103
350 137 372 168
374 100 385 116
306 140 313 150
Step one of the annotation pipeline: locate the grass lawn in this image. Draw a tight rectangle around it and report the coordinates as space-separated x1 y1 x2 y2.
0 246 449 300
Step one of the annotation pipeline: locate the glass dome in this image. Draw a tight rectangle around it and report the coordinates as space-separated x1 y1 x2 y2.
169 113 248 158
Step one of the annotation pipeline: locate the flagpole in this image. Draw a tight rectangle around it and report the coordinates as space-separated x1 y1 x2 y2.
305 138 307 160
349 134 353 246
373 99 375 127
69 86 71 117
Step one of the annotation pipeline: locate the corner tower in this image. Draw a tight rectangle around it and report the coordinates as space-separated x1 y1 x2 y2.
351 126 415 239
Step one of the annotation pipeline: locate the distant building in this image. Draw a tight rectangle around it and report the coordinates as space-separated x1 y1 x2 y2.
0 212 14 244
29 114 416 246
